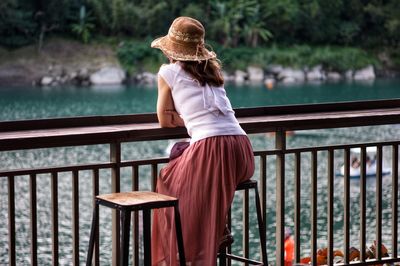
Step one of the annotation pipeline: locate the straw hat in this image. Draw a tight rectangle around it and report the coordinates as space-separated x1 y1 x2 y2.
151 17 216 61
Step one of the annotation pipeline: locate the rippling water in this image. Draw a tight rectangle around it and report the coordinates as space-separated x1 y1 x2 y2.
1 80 400 265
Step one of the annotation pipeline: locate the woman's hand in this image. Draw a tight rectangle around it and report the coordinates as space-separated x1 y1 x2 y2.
164 110 185 127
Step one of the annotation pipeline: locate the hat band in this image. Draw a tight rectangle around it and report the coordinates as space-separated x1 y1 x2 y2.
169 27 203 43
159 45 215 61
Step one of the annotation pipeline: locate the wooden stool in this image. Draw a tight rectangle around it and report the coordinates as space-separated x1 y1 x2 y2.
86 191 186 266
218 180 268 265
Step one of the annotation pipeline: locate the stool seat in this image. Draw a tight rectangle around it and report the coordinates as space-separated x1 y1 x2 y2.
236 179 258 190
97 191 178 208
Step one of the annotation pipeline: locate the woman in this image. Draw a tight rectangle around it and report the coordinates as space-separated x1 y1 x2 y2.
150 16 255 265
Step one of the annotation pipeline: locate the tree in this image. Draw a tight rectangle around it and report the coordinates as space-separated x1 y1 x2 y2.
260 0 300 44
0 0 37 48
209 0 272 47
71 5 95 43
32 0 80 51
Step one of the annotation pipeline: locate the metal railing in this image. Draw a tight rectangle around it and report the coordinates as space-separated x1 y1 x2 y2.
1 99 400 265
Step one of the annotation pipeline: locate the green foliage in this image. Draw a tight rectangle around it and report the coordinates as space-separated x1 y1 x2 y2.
0 0 37 47
71 6 95 43
116 40 165 74
181 3 205 19
1 0 399 72
363 1 400 47
87 0 169 36
209 0 272 47
307 46 378 71
216 44 378 72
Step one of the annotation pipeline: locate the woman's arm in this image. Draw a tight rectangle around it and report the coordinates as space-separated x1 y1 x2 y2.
157 76 184 128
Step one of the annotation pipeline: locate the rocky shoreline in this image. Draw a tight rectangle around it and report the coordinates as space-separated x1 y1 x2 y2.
114 64 389 85
0 40 398 87
27 63 392 87
1 59 396 88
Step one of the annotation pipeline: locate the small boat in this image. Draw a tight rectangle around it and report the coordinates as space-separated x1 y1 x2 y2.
337 147 391 178
338 162 391 178
350 147 377 154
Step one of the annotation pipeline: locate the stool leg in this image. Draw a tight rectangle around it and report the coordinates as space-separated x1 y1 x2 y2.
143 209 151 266
120 209 131 266
254 186 268 265
173 204 186 266
219 247 227 266
86 204 98 266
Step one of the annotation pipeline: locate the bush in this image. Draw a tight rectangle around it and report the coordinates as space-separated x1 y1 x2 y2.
116 40 379 74
217 44 378 72
116 40 165 74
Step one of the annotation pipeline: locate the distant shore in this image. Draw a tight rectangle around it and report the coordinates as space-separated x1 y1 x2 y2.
0 38 399 87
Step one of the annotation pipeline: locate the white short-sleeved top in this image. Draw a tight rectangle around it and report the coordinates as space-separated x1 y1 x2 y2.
158 63 246 144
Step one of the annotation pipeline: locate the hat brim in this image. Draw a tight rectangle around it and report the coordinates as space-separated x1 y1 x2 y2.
151 35 216 61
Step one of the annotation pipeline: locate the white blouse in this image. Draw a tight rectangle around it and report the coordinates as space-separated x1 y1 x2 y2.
158 63 246 144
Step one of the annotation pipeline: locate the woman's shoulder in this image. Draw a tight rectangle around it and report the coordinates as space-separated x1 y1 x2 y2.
159 63 181 73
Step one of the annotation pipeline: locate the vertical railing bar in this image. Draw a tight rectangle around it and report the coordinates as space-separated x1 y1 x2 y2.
344 148 350 264
151 163 158 192
376 145 383 260
360 147 367 262
327 149 334 266
92 169 100 266
275 129 286 266
294 152 301 263
392 145 398 258
227 207 232 266
8 175 16 266
132 165 140 266
150 162 158 264
110 142 121 266
30 174 38 266
243 189 249 266
72 170 79 266
51 171 59 266
260 154 267 263
311 150 317 266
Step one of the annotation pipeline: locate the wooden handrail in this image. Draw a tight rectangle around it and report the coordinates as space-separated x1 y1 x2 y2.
1 98 400 131
1 99 400 151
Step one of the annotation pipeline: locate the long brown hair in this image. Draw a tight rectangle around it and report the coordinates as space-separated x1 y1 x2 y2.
179 59 224 87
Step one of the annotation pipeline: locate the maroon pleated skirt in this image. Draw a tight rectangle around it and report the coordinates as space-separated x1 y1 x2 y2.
151 135 255 266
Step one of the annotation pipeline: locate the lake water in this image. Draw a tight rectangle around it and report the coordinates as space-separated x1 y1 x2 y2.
1 79 400 265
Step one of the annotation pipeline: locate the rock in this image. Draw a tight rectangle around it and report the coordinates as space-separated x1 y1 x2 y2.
281 76 297 84
78 68 89 79
49 64 64 77
41 76 53 86
353 65 375 80
136 72 157 85
247 66 264 82
60 76 69 84
234 70 248 84
81 80 90 86
278 68 305 82
345 70 354 79
222 71 235 82
89 66 126 85
326 72 342 81
266 64 284 75
306 65 325 81
375 69 400 78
